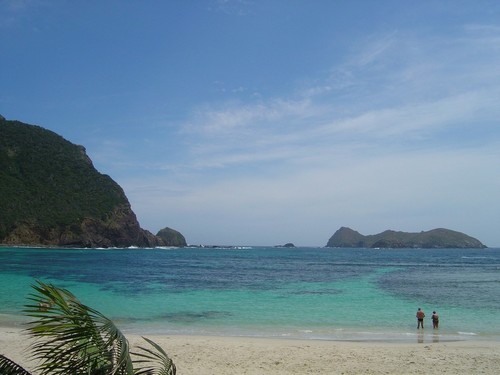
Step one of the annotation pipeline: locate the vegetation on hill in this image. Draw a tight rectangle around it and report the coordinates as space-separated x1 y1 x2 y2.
156 227 187 247
0 116 164 247
326 227 486 248
1 118 123 236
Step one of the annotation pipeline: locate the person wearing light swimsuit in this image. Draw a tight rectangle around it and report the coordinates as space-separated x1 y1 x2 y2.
431 311 439 329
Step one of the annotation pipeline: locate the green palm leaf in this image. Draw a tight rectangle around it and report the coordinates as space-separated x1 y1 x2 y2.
0 353 33 375
1 281 176 375
132 336 176 375
23 281 134 375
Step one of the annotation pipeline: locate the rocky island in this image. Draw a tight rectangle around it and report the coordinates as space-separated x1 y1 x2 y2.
274 243 296 248
326 227 486 248
0 115 185 248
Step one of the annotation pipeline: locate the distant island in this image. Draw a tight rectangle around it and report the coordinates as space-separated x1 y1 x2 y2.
326 227 486 249
274 243 296 248
0 115 186 248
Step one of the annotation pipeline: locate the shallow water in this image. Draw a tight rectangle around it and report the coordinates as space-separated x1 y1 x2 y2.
1 246 499 342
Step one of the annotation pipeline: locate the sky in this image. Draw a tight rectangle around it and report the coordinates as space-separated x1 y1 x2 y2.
1 0 500 247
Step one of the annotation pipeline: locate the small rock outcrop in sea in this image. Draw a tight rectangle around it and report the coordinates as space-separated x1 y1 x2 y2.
0 116 184 248
275 243 296 248
156 227 187 247
326 227 486 248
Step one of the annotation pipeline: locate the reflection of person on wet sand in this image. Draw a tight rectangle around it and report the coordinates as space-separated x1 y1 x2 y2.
416 308 425 329
417 331 424 344
432 311 439 329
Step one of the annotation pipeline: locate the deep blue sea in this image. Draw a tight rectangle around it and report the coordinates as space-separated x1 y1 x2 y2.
1 246 499 343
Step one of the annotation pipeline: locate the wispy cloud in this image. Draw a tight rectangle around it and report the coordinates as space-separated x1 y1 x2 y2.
351 32 398 68
183 98 315 135
174 87 499 174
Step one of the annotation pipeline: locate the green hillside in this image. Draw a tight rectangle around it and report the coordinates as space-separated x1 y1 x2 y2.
156 227 187 247
0 116 160 247
0 118 125 237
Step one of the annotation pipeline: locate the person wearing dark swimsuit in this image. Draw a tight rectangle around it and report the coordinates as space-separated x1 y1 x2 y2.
416 308 425 329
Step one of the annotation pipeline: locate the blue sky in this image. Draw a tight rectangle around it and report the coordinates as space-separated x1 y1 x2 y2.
1 0 500 246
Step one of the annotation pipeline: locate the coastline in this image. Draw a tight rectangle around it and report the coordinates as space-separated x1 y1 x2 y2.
2 327 499 374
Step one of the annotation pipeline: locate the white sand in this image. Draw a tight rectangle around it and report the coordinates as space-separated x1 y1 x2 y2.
1 327 499 374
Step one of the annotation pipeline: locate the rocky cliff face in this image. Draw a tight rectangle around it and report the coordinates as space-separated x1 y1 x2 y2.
326 227 486 248
0 116 176 248
2 205 163 248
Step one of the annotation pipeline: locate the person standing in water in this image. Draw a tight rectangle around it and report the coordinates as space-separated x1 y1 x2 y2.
431 311 439 329
416 308 425 329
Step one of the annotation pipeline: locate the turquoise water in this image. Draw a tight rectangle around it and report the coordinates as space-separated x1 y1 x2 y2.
1 247 499 342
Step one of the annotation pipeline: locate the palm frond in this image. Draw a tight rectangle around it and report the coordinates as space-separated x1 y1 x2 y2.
0 353 33 375
23 281 134 375
132 336 176 375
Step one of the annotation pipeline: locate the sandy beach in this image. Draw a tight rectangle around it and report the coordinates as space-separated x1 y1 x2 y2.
1 327 499 374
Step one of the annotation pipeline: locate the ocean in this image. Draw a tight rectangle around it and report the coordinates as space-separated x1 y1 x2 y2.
1 246 499 343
